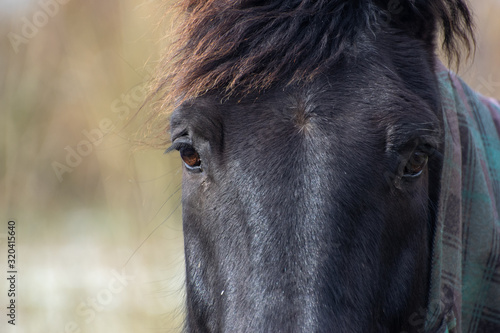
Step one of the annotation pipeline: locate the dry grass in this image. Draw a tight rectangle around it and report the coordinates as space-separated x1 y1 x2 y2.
0 1 498 332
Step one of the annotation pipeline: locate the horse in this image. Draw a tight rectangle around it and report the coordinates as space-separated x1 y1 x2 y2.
152 1 500 332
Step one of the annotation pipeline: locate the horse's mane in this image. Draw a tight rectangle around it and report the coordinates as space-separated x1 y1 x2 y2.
152 0 474 103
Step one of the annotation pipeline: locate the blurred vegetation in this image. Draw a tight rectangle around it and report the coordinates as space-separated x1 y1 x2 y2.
0 1 498 332
1 1 184 332
459 1 500 99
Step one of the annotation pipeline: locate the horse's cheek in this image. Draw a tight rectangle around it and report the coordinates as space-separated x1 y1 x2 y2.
181 168 211 207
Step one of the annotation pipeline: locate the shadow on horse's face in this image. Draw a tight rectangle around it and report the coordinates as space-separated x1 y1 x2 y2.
169 36 445 332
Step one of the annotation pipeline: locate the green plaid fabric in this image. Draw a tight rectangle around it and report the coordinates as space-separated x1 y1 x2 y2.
424 63 500 333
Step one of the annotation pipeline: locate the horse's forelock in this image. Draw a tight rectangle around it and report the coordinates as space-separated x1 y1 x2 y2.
156 0 379 102
153 0 474 104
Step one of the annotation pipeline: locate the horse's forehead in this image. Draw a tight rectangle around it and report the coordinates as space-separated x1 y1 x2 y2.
171 60 440 152
177 83 390 130
177 69 362 117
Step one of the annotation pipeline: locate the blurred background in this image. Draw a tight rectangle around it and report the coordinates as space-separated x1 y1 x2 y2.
0 1 499 332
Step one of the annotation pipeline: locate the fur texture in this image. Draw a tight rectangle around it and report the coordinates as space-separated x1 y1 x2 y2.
156 1 478 332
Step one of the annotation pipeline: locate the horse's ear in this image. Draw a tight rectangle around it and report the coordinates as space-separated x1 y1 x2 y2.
375 0 475 64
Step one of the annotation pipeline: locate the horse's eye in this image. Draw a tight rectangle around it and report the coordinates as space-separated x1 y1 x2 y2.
403 151 428 178
179 145 202 171
165 139 203 172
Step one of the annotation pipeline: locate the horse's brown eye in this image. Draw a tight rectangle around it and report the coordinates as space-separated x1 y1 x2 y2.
403 151 428 178
180 146 202 170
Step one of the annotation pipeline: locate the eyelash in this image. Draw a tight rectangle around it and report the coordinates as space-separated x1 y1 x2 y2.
166 140 203 173
401 145 435 179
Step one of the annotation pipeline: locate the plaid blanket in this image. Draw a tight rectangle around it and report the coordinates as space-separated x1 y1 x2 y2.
424 63 500 332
